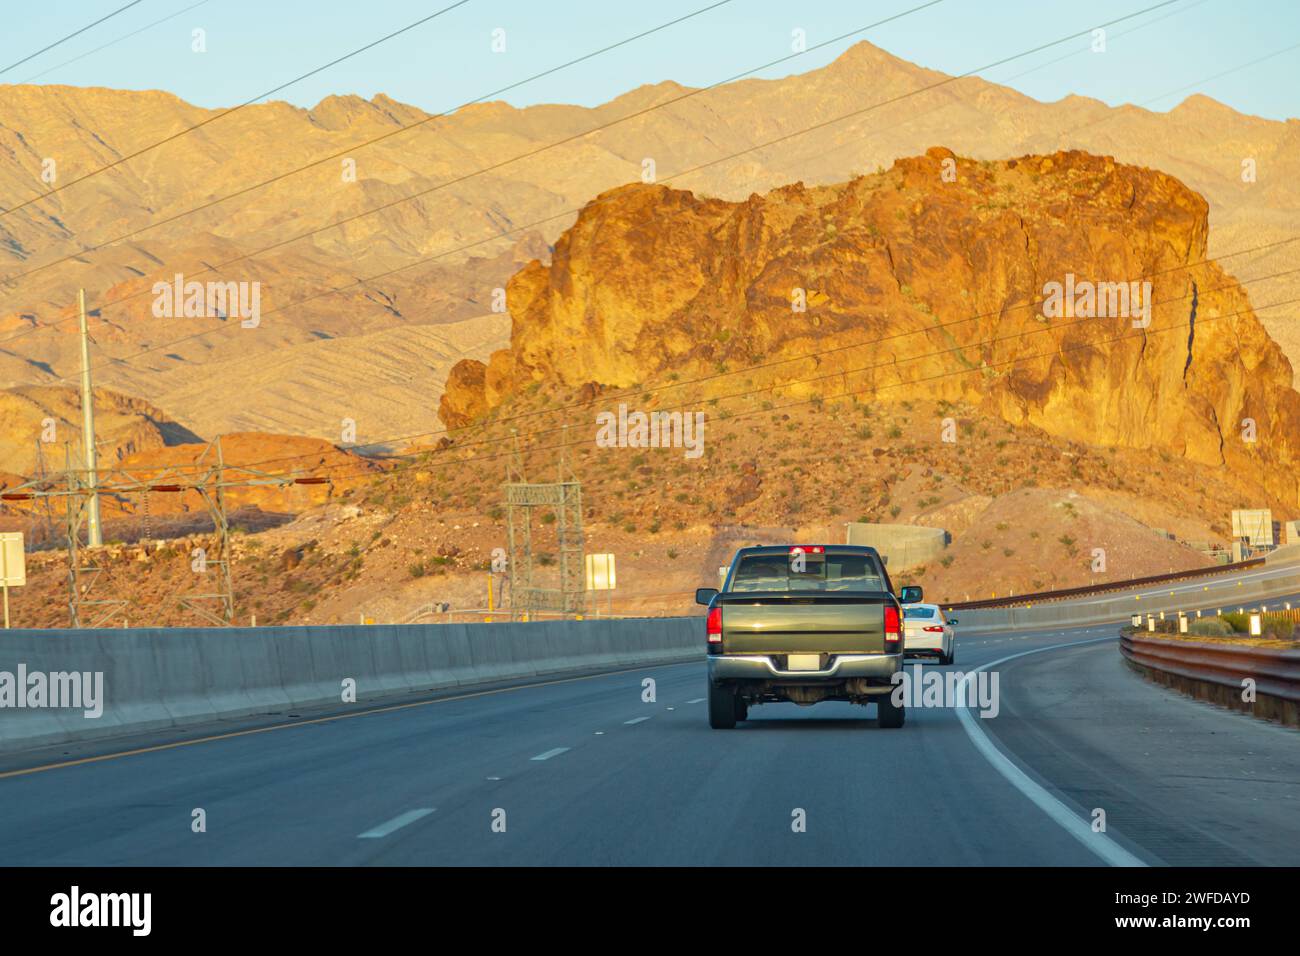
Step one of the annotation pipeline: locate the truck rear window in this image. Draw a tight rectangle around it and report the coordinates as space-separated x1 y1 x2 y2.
729 553 886 592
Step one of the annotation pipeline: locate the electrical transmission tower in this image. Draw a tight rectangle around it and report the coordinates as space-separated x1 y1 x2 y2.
63 442 126 628
1 436 331 627
177 438 235 626
503 427 586 620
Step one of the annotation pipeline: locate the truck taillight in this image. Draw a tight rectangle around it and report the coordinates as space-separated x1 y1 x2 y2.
706 606 722 643
789 545 825 554
884 605 901 643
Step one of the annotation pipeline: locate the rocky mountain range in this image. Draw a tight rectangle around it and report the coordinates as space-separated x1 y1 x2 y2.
1 40 1297 457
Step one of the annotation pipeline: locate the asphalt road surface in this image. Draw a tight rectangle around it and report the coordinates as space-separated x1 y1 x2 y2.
1 618 1296 866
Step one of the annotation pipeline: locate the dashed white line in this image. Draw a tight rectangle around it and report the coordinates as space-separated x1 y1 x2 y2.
686 698 705 704
357 808 435 839
531 747 570 761
623 716 652 725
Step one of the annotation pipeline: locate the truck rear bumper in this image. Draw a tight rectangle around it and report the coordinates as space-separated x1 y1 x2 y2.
709 653 902 682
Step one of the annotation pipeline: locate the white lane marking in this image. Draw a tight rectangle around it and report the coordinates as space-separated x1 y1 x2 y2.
357 808 435 839
955 637 1147 868
686 698 705 704
531 747 570 761
623 716 652 725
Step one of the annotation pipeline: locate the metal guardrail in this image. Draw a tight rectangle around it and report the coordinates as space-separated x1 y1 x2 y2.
944 558 1267 611
1120 631 1300 726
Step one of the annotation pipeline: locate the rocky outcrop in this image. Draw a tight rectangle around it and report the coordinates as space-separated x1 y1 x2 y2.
440 149 1300 507
0 385 201 476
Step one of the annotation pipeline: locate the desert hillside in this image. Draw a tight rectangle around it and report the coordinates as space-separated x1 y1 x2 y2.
0 393 1264 628
0 384 200 476
1 40 1298 451
443 149 1300 509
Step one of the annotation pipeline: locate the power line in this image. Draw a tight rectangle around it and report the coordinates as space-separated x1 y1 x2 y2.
10 0 1179 368
14 0 215 85
306 293 1300 486
49 256 1295 482
0 0 738 281
0 0 146 76
763 0 1223 175
2 0 1289 494
0 0 475 219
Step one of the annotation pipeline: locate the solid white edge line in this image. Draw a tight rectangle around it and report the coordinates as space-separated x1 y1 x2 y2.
954 635 1148 868
531 747 570 761
357 807 435 839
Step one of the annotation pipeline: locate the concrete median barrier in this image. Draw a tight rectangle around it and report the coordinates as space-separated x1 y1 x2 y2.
0 617 700 755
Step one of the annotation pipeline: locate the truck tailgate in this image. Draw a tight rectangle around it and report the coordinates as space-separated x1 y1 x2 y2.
718 593 888 654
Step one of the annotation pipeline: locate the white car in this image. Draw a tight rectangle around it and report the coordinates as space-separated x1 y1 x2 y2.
902 603 956 664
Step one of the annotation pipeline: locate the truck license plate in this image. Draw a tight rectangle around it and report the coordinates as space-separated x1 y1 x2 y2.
786 654 821 671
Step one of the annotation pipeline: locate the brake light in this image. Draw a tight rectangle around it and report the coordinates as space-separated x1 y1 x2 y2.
706 606 722 644
923 625 944 633
789 546 825 554
884 605 901 643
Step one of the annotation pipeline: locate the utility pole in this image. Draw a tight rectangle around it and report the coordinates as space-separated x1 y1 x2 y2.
77 289 102 547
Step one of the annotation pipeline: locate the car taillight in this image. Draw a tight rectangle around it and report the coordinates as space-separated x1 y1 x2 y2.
706 606 722 644
884 605 901 643
923 625 944 632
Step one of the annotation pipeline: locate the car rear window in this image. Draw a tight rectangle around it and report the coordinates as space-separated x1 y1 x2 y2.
728 552 886 592
903 606 936 619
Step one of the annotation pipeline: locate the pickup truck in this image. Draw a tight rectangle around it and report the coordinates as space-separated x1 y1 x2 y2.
694 544 919 729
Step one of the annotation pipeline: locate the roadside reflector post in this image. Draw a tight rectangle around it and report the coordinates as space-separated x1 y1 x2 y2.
1147 615 1155 632
1131 614 1141 627
1250 614 1262 637
1179 615 1189 634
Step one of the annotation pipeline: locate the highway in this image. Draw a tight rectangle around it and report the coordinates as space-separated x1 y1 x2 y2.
1 616 1297 866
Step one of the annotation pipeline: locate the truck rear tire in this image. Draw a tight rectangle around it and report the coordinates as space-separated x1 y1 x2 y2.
877 693 906 728
734 697 749 722
709 681 738 729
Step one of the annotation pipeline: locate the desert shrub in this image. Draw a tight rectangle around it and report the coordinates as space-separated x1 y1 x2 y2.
1188 617 1232 637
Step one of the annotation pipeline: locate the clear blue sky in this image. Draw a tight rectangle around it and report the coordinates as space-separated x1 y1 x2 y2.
4 0 1298 120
